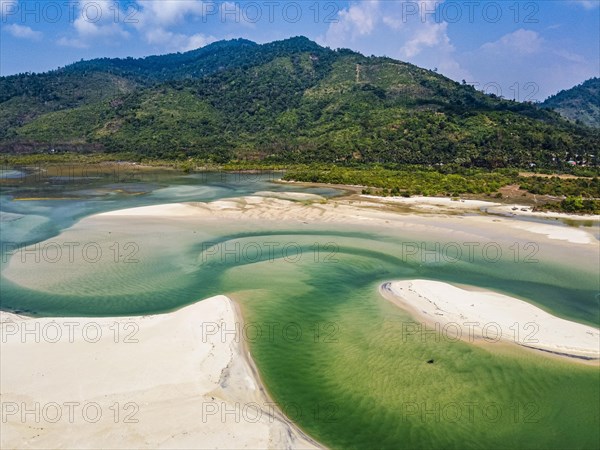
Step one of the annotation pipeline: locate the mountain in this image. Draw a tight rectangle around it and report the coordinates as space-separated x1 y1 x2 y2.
541 78 600 128
1 37 598 168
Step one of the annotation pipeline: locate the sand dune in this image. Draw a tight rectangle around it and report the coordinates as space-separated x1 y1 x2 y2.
0 296 319 449
381 280 600 360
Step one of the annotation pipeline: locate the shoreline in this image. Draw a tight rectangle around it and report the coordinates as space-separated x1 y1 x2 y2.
93 193 598 245
4 161 598 220
231 299 324 449
0 296 321 449
359 194 600 222
379 280 600 363
276 179 600 220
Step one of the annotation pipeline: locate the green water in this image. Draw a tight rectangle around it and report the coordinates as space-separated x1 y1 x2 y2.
229 249 599 450
1 172 599 449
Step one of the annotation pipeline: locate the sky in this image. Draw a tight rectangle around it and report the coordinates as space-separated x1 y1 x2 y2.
0 0 598 100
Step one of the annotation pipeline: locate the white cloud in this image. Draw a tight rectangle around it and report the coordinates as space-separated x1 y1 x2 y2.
135 0 206 28
185 33 215 51
437 57 472 81
319 0 470 82
392 1 472 80
56 0 212 52
321 0 381 48
73 18 129 39
462 28 598 99
553 49 586 63
57 0 129 47
76 0 125 26
400 20 471 81
401 22 450 58
218 1 254 28
481 29 543 56
145 28 216 53
381 0 440 31
130 0 222 53
339 1 379 35
4 24 42 41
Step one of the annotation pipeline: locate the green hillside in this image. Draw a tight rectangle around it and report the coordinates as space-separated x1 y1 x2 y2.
1 37 598 169
541 77 600 128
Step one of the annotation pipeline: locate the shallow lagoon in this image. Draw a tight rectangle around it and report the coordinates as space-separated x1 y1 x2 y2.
1 169 598 449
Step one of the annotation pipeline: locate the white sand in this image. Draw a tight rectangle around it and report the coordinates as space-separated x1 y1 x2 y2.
487 204 600 221
95 194 598 246
0 296 319 449
363 195 600 221
361 195 500 211
253 191 326 202
506 221 594 244
97 202 203 217
360 195 599 244
381 280 600 360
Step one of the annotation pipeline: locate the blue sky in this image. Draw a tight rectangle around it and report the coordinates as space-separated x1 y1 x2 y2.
1 0 598 99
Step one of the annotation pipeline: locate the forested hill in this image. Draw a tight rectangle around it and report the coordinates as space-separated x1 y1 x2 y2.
541 78 600 128
1 36 597 168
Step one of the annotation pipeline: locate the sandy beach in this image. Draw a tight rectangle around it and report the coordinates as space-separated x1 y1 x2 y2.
360 195 502 211
97 193 599 245
381 280 600 360
365 195 599 244
0 296 319 449
486 203 600 221
362 194 600 221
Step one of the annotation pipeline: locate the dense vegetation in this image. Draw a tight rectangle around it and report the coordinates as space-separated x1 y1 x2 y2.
1 37 598 169
283 165 514 196
282 164 600 202
541 78 600 128
518 175 600 198
534 197 600 215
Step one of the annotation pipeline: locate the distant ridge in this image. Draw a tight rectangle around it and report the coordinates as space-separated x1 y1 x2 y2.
541 78 600 128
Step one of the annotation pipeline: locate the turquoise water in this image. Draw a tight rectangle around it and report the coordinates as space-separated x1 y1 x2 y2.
0 169 341 247
1 169 598 449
